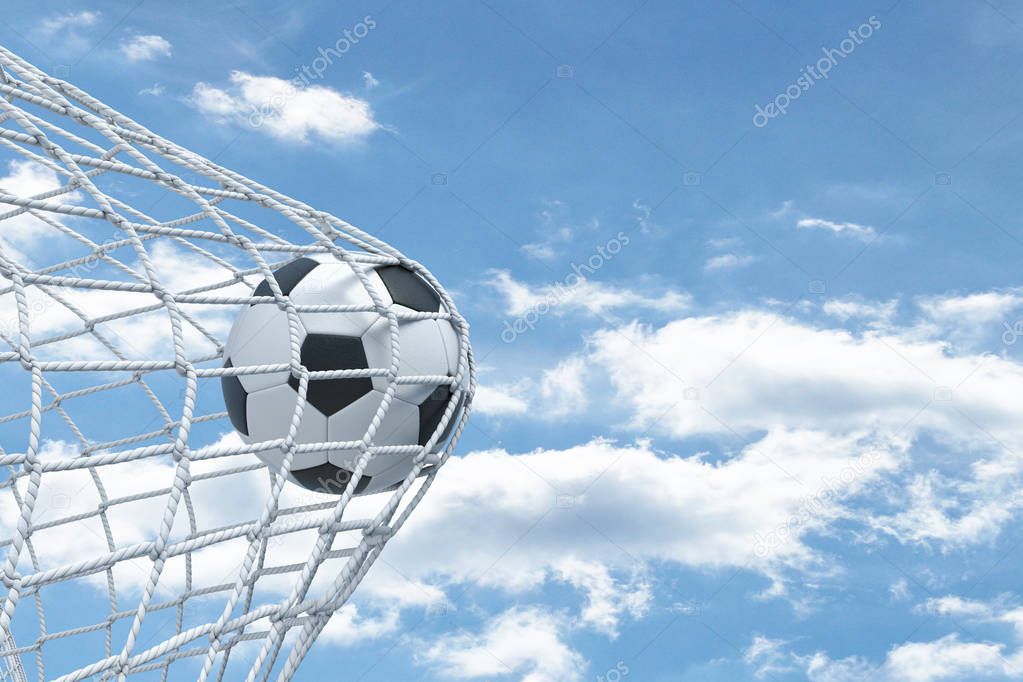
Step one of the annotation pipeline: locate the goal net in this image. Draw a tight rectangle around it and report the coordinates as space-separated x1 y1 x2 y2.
0 46 474 681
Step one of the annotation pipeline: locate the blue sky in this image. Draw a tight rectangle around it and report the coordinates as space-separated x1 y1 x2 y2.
5 1 1023 680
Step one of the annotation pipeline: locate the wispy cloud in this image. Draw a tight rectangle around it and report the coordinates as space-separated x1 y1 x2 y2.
120 34 172 62
521 200 599 261
796 216 877 240
34 10 100 52
39 10 100 37
704 252 754 271
485 269 690 318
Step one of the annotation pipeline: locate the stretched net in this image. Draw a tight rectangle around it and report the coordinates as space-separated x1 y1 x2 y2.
0 46 474 681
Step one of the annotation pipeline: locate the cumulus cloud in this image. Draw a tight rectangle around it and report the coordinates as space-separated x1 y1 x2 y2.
120 34 172 62
6 426 892 629
465 295 1023 557
915 289 1023 351
416 607 585 682
539 356 588 416
190 71 380 144
319 603 400 645
801 635 1015 682
379 430 898 605
585 309 1019 442
475 360 588 421
475 382 531 416
749 602 1023 682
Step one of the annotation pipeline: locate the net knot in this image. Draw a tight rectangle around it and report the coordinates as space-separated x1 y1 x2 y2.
363 526 392 546
0 567 19 589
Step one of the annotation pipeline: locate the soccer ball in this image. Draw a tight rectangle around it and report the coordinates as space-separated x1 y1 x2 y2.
220 253 466 495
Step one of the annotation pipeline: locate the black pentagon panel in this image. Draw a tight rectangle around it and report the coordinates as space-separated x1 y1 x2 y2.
375 265 441 313
221 358 248 436
418 385 465 446
252 257 319 303
290 462 371 495
288 333 373 416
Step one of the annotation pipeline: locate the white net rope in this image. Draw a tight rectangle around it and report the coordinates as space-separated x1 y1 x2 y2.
0 47 474 681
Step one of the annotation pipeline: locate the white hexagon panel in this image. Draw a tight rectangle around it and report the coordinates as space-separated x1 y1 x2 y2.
326 391 421 494
244 383 329 481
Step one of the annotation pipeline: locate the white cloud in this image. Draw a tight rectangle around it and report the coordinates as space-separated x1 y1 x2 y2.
882 636 1011 681
520 201 598 261
380 430 898 602
17 264 1023 673
190 71 380 144
475 382 531 416
745 635 796 679
319 603 400 645
139 83 165 97
38 10 100 38
16 424 890 635
475 361 588 421
0 232 241 360
922 595 1023 640
632 200 658 234
704 252 754 271
485 269 690 319
890 578 911 601
802 635 1014 682
553 558 650 637
922 595 996 619
823 297 898 326
120 34 172 62
522 302 1023 552
539 356 588 416
915 290 1023 351
754 618 1023 682
362 71 379 88
417 607 585 682
0 159 80 256
769 200 796 220
870 469 1023 548
919 290 1022 326
585 309 1020 442
797 217 877 240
